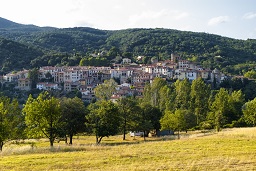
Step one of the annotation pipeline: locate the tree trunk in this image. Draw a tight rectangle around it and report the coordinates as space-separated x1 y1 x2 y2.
50 138 54 147
0 141 3 151
123 118 126 140
143 130 146 141
97 136 103 144
69 134 73 145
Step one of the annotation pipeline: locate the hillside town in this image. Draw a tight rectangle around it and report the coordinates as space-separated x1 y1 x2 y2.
1 54 226 103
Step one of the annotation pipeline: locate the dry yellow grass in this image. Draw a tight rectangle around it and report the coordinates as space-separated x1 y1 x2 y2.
1 128 256 170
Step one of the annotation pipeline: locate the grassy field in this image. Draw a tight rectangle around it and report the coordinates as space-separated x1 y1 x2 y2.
1 128 256 170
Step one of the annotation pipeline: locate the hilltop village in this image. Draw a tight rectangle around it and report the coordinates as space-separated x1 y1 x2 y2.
1 54 225 103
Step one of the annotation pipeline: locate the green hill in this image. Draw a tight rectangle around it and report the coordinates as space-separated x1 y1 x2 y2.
0 37 44 73
0 17 256 74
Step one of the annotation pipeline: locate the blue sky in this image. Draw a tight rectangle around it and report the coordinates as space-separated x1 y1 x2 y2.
0 0 256 40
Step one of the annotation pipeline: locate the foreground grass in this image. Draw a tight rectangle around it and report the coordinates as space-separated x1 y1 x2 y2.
1 128 256 170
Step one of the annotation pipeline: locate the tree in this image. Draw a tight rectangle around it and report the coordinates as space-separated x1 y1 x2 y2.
142 77 167 107
174 79 191 110
0 97 23 151
60 97 87 144
23 92 62 147
190 78 210 125
160 109 186 139
244 70 256 79
209 88 230 132
94 79 117 100
140 102 162 139
28 68 39 89
86 100 120 144
159 85 175 112
227 90 245 122
117 97 140 140
150 77 167 107
243 98 256 126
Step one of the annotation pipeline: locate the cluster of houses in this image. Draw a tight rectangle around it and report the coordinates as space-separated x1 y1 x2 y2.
1 54 226 103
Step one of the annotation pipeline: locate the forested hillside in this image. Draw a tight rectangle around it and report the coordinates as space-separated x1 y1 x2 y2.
0 17 256 74
0 37 44 72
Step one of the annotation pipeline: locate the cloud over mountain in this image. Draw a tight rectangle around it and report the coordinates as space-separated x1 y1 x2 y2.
208 16 230 26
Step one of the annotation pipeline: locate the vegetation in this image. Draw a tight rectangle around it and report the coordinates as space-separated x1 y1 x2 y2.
0 97 24 151
23 92 62 147
0 17 256 75
1 18 256 169
86 100 121 144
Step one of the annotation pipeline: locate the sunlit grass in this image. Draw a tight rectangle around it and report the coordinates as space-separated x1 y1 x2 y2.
1 128 256 170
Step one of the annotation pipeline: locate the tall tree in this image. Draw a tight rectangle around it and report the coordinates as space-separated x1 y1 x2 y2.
86 100 120 144
160 109 186 139
23 92 62 147
28 68 39 89
140 102 162 138
0 97 23 151
174 79 191 110
118 97 140 140
159 85 175 112
60 97 87 144
190 78 210 125
94 79 117 100
209 88 230 132
243 97 256 126
228 90 245 122
150 77 167 107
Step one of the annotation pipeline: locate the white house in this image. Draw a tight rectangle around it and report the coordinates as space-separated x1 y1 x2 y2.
122 58 132 64
36 82 59 90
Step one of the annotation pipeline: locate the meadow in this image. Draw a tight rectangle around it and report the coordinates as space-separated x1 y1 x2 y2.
1 128 256 171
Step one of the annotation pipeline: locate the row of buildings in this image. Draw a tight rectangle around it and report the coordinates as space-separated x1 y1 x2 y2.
1 54 226 102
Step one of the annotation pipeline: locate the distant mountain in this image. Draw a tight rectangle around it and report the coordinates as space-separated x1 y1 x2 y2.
0 17 42 29
0 17 256 75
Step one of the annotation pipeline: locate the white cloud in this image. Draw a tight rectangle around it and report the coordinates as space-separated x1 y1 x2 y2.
243 12 256 19
129 9 189 26
208 16 230 26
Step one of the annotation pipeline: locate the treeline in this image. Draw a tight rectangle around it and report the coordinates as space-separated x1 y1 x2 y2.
1 78 256 151
1 18 256 75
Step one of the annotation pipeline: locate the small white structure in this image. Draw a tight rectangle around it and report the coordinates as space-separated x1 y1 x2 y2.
36 82 59 90
129 131 144 137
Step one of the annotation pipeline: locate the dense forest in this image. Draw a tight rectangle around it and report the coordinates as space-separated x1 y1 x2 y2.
0 17 256 75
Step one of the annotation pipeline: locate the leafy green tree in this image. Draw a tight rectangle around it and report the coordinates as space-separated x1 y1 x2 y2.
151 77 167 107
0 97 24 151
28 68 39 89
174 79 191 110
190 78 210 125
140 103 162 138
142 77 166 107
209 88 230 132
227 90 245 122
160 109 186 139
244 70 256 79
60 97 87 144
86 100 120 144
0 102 8 151
243 81 256 101
118 97 140 140
243 98 256 126
159 85 175 112
23 92 62 147
94 79 117 100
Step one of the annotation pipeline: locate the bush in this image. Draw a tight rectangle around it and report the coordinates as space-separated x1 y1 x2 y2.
200 121 213 130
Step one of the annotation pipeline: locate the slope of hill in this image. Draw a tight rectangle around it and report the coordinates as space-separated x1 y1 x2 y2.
0 37 44 73
0 17 256 74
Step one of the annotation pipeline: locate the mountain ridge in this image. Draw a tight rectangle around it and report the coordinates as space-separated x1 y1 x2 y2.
0 17 256 75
